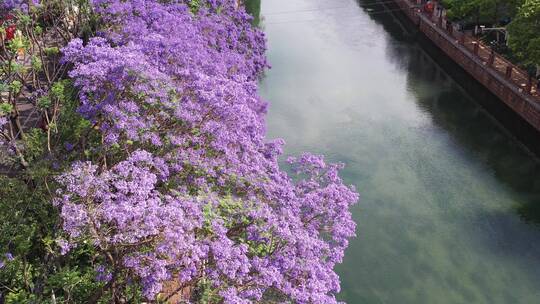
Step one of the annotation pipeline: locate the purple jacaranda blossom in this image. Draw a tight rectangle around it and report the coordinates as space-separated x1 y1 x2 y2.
1 0 39 12
95 265 113 282
5 253 14 261
54 0 359 302
56 239 71 255
64 142 74 151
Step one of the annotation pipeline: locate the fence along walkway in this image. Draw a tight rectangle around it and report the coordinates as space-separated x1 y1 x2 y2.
430 10 540 99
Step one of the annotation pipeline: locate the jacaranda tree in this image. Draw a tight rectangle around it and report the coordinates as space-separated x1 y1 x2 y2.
1 0 358 303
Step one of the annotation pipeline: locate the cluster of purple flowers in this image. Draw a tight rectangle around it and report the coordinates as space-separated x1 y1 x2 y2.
55 0 358 302
1 0 40 12
0 253 14 269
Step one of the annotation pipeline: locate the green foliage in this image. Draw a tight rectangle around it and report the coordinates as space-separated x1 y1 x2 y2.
0 103 14 115
34 25 43 36
441 0 539 66
0 72 100 304
9 81 22 94
193 279 221 304
245 0 261 26
188 0 201 13
0 175 102 303
37 96 52 109
17 12 32 27
55 80 97 154
0 178 51 299
5 290 38 304
23 128 46 163
51 80 68 102
0 1 110 302
7 36 28 53
508 0 540 66
44 47 60 56
201 196 277 258
45 266 102 303
442 0 522 22
10 62 24 74
31 55 43 71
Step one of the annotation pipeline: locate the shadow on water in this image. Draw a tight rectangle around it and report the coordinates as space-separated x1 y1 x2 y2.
355 0 540 225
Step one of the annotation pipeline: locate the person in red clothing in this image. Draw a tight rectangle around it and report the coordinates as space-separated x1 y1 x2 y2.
5 24 15 40
1 13 16 42
424 0 434 16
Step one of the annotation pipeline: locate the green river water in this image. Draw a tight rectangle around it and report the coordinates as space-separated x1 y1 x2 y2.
256 0 540 303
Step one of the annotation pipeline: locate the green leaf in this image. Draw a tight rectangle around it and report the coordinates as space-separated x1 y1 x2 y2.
34 25 43 35
31 56 42 71
37 96 51 109
0 103 14 115
10 80 22 94
44 47 60 56
51 81 66 102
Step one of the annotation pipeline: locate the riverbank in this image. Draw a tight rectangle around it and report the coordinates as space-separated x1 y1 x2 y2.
391 0 540 155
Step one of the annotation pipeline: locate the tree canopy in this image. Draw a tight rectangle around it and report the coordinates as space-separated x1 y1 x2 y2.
0 0 358 303
442 0 521 23
507 0 540 66
441 0 539 67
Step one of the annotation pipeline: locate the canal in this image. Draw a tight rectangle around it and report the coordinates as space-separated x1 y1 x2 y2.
257 0 540 303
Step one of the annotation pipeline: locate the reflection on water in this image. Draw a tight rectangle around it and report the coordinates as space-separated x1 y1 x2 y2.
259 0 540 303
